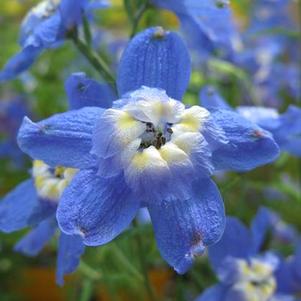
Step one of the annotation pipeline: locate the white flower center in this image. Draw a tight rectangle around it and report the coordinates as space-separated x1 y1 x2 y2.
32 160 77 202
233 258 277 301
95 88 213 199
32 0 60 19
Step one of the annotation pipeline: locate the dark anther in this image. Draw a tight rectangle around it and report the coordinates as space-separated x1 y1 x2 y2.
250 280 261 287
161 136 166 145
167 128 173 134
155 139 161 149
157 132 163 137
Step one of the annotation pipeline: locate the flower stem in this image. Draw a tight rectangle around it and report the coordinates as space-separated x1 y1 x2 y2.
80 279 94 301
70 30 117 92
127 0 150 38
133 219 157 301
78 261 102 281
82 15 92 46
110 242 144 282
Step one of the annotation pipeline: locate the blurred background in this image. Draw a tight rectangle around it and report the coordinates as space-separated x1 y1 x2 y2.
0 0 300 300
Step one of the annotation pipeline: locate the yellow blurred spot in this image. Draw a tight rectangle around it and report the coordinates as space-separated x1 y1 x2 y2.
0 0 24 16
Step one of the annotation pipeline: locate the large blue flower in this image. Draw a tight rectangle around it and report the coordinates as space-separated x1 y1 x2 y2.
200 86 301 157
196 213 296 301
0 0 108 81
16 28 279 274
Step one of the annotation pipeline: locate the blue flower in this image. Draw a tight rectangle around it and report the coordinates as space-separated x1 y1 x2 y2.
196 214 296 301
0 0 108 81
16 28 279 274
247 0 294 37
0 160 84 285
0 78 108 284
233 0 300 106
200 86 301 157
151 0 241 60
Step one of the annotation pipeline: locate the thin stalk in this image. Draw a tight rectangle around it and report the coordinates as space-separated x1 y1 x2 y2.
130 1 149 38
110 242 144 282
80 279 94 301
82 15 92 46
70 31 117 92
133 220 157 301
78 261 102 281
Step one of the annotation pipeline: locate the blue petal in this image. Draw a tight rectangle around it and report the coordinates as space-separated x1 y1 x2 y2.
56 232 85 286
237 105 301 157
0 46 41 81
148 178 225 274
179 15 213 60
293 241 301 280
59 0 84 31
0 180 54 233
208 217 253 273
275 258 299 294
273 105 301 157
210 109 280 171
14 218 57 256
24 13 62 48
65 72 116 110
199 86 232 110
250 207 273 253
236 106 281 130
57 170 140 246
17 107 104 169
86 0 110 10
195 284 227 301
153 0 241 58
117 27 191 100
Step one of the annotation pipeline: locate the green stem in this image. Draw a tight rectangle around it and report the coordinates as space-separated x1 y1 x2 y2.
130 0 149 38
70 31 117 92
78 261 102 281
80 279 94 301
133 220 157 301
82 15 92 46
110 243 144 282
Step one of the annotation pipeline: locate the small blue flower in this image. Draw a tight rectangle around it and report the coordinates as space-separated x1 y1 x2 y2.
196 214 296 301
200 86 301 157
0 81 107 285
16 28 279 274
234 0 299 107
247 0 294 37
251 207 298 247
151 0 241 60
0 160 84 285
0 0 108 81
